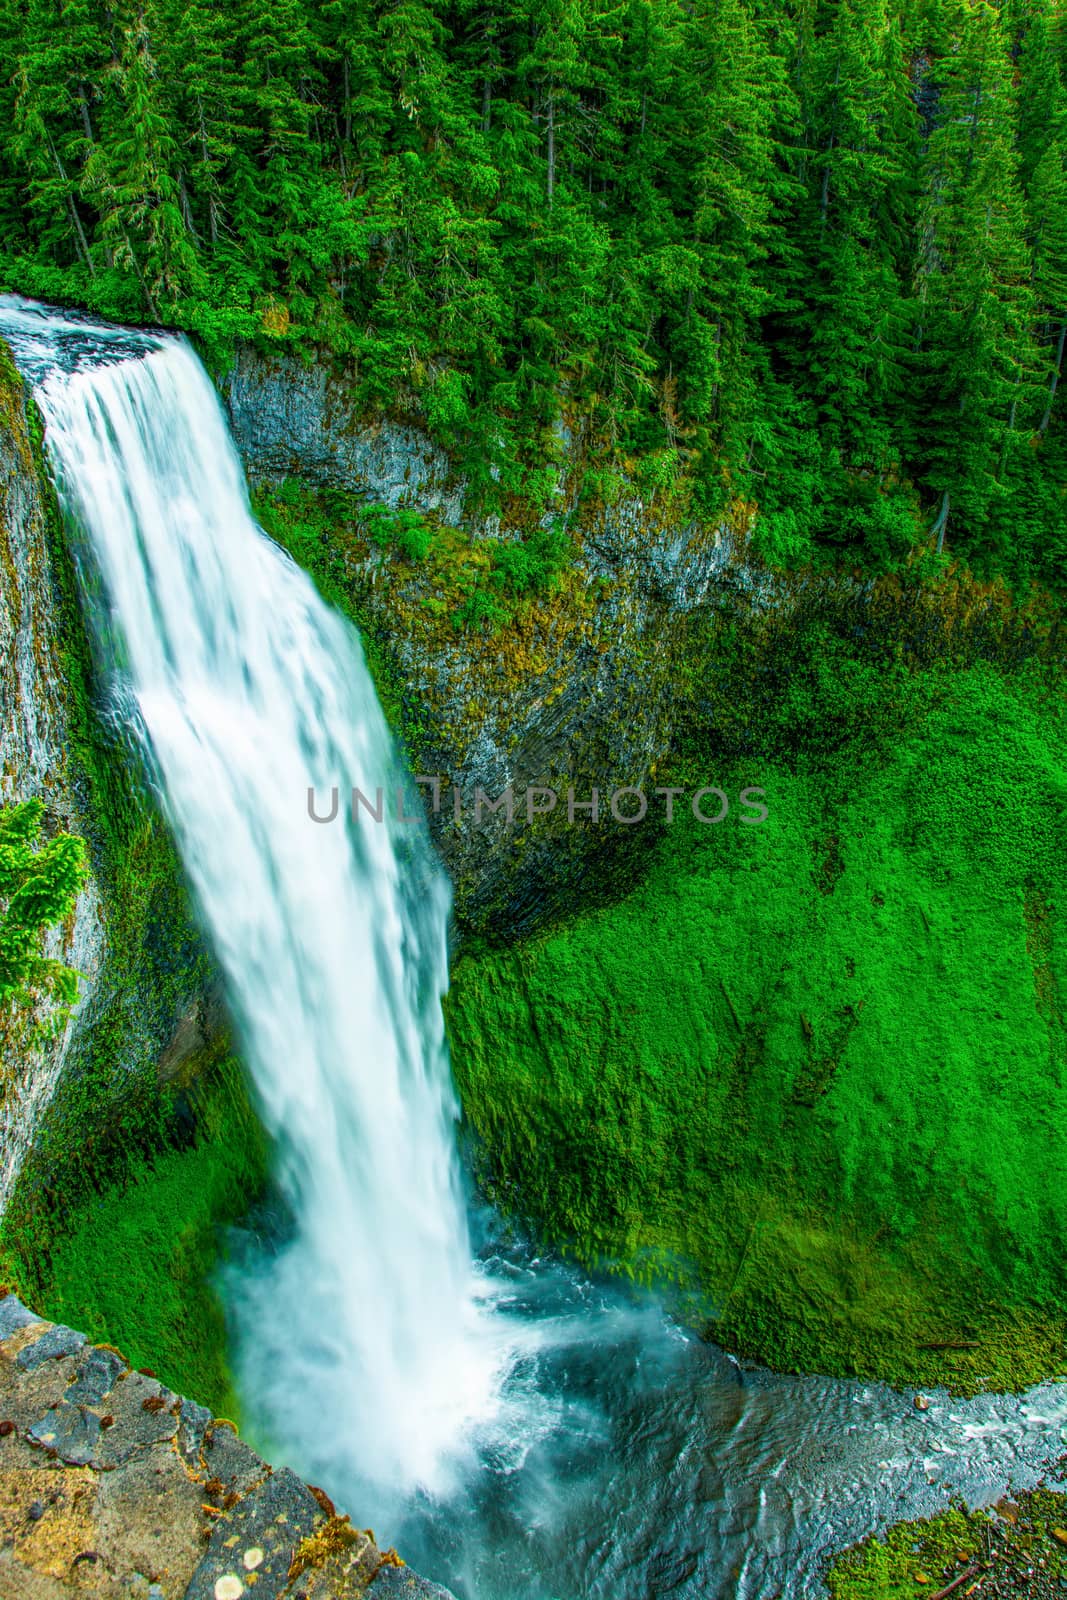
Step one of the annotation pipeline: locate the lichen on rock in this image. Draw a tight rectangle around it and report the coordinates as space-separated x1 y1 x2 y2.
0 1290 454 1600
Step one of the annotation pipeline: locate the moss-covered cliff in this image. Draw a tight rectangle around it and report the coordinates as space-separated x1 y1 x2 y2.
226 344 746 939
223 345 1067 1392
6 323 1065 1435
446 661 1067 1392
0 339 105 1208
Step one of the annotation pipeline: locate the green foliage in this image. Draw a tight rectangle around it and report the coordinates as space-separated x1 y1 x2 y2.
445 645 1067 1391
254 474 571 644
363 502 434 563
0 0 1062 586
452 584 511 633
634 448 681 501
22 1056 269 1417
487 519 570 597
451 517 572 630
0 800 88 1034
826 1486 1067 1597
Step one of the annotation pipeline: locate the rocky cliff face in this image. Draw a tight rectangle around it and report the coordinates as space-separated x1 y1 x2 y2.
0 350 105 1211
0 1290 454 1600
225 347 747 935
0 341 223 1228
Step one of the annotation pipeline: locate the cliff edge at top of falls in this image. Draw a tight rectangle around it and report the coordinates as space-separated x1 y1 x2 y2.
0 1290 455 1600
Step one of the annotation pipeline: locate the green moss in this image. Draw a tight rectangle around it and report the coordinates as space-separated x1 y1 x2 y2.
445 664 1067 1390
32 1056 269 1417
826 1485 1067 1597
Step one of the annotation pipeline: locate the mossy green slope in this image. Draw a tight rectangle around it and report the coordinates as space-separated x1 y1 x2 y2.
446 666 1067 1391
34 1057 269 1418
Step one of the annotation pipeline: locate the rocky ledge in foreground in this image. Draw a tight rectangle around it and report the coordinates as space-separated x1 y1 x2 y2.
0 1291 454 1600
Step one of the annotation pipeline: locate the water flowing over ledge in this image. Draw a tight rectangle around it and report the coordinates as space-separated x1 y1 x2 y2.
2 296 504 1502
3 295 1067 1600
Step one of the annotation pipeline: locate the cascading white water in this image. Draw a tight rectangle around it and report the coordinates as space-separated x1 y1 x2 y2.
25 314 503 1495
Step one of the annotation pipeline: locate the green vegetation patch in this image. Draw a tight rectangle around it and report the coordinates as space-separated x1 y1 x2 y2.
253 478 571 641
826 1482 1067 1598
29 1055 269 1418
0 799 88 1057
445 662 1067 1391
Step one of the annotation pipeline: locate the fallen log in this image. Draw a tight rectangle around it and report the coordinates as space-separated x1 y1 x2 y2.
929 1566 980 1599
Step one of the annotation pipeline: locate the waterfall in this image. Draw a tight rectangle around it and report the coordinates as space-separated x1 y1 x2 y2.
11 298 1067 1600
7 300 501 1498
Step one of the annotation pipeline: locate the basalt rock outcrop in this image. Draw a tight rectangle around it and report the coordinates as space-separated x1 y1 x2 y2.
224 346 749 937
0 339 226 1225
0 1291 453 1600
0 348 104 1210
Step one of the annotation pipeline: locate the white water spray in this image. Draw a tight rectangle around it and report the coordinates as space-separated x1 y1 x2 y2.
15 304 501 1495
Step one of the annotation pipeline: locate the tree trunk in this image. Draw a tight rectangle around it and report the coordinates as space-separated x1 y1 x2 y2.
178 173 197 237
78 88 94 145
125 232 161 321
996 390 1019 478
66 195 95 274
197 102 219 245
820 60 840 228
546 92 555 207
932 489 951 554
48 135 95 275
333 113 347 182
1039 320 1066 433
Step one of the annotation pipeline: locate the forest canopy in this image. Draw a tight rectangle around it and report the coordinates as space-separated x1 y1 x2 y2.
0 0 1064 586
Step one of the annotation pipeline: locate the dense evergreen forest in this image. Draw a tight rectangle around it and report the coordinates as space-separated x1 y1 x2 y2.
0 0 1064 586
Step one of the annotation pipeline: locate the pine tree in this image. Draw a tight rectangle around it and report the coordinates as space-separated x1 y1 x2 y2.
81 3 201 312
792 0 917 463
159 0 247 255
1018 0 1067 435
9 0 111 277
916 0 1039 560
